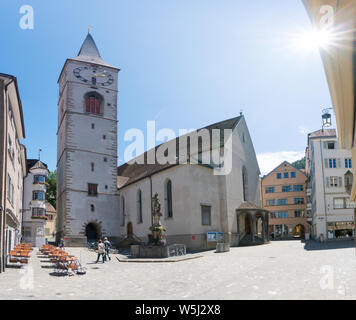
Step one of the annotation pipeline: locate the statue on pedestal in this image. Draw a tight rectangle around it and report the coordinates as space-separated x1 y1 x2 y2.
149 193 166 246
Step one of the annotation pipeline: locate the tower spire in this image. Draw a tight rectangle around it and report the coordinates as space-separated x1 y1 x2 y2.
77 32 101 58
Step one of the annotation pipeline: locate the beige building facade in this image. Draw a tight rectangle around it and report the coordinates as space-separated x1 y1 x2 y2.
262 161 309 239
0 73 27 273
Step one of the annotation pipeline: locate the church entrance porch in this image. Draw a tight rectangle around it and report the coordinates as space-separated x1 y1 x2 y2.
236 202 270 246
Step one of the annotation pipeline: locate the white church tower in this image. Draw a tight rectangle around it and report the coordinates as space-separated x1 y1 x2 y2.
56 32 120 246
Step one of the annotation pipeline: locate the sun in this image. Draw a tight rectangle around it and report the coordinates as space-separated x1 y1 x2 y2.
293 28 334 52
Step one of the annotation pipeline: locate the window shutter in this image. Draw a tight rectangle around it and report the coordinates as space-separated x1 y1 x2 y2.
325 159 329 168
339 177 343 187
326 177 330 188
323 142 328 149
337 158 341 168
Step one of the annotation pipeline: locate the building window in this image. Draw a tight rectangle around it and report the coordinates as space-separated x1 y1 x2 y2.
293 185 304 192
278 211 288 218
334 198 355 209
33 190 45 201
7 174 14 205
91 123 95 129
121 196 125 226
91 162 95 172
242 167 248 202
328 158 337 168
278 199 288 205
265 187 275 194
328 176 341 187
334 198 345 209
284 172 289 179
88 183 98 196
291 172 296 178
282 186 292 192
34 175 46 184
32 208 46 217
104 157 107 162
90 204 95 212
327 142 335 149
166 180 173 218
266 199 276 206
137 189 143 223
201 205 211 226
277 173 282 179
103 135 106 140
294 210 304 217
85 92 103 115
270 212 277 219
294 198 304 205
345 158 352 168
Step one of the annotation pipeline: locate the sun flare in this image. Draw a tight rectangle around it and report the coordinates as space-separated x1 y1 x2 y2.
293 29 334 52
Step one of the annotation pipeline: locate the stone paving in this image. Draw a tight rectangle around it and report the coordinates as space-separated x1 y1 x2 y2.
1 240 356 300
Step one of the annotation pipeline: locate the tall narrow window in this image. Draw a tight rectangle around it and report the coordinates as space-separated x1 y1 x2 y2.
91 162 94 172
121 196 125 226
137 189 143 223
166 180 173 218
242 167 248 202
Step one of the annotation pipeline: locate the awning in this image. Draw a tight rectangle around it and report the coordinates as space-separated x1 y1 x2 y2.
302 0 356 149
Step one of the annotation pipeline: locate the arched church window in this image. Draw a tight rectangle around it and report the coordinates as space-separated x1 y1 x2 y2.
85 92 103 115
166 180 173 218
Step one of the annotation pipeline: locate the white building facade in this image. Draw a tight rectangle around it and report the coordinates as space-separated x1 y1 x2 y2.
56 33 120 246
22 159 49 247
117 116 263 250
306 129 355 241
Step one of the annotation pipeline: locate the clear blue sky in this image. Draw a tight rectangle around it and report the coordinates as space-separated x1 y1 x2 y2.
0 0 333 172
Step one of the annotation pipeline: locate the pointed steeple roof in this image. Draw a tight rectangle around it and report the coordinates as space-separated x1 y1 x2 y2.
78 33 101 58
69 32 118 70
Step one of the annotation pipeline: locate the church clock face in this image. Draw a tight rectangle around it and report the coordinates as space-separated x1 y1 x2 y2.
73 66 114 86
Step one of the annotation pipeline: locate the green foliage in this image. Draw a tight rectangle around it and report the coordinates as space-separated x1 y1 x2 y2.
292 157 306 170
46 170 57 209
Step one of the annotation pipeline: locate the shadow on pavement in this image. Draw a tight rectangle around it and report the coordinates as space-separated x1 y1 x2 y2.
303 240 355 251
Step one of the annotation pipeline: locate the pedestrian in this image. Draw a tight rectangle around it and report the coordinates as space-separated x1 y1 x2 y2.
60 238 65 249
103 237 112 261
96 239 106 263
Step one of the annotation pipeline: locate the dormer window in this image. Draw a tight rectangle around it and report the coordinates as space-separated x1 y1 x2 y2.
85 92 102 115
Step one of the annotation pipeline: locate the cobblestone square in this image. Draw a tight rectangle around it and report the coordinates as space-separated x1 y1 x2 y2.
1 240 356 300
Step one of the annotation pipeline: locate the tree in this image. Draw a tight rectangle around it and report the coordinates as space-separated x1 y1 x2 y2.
292 157 306 170
46 170 56 209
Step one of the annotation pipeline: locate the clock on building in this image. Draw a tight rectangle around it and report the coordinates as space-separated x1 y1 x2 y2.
73 66 114 86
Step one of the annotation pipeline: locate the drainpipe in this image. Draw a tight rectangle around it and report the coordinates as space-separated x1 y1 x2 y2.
319 139 328 241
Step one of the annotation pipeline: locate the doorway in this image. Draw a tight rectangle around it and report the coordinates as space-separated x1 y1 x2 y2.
127 222 133 238
85 222 101 242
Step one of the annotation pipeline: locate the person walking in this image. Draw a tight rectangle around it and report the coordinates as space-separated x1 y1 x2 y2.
60 238 65 249
103 237 112 261
96 239 106 263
